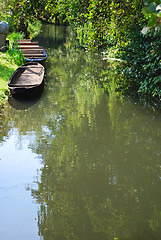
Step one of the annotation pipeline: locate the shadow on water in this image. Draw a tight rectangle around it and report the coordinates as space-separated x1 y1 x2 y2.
8 95 42 110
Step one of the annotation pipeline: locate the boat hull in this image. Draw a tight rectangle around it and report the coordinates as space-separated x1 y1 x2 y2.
9 81 44 97
8 62 45 98
25 52 47 63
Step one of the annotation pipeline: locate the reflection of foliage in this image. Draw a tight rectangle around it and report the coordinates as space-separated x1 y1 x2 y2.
1 25 161 239
0 105 10 142
31 92 161 240
31 29 161 240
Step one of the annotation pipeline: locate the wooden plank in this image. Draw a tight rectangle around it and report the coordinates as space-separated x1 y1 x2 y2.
23 53 45 57
19 66 43 68
16 39 31 42
24 56 45 59
18 42 39 46
21 68 43 74
21 49 44 53
18 45 42 49
22 52 44 55
15 40 31 45
25 56 45 58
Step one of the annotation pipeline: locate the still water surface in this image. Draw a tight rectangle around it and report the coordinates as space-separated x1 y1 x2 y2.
0 25 161 240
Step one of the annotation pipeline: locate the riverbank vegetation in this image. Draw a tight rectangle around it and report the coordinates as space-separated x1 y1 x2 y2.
0 0 161 103
0 5 42 103
0 31 26 103
58 0 161 101
0 53 18 103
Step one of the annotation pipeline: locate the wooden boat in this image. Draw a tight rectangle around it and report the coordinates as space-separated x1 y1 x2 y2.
14 39 47 63
7 62 45 97
24 51 47 62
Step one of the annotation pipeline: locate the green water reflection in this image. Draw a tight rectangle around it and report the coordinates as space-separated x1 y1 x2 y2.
1 25 161 240
31 99 161 240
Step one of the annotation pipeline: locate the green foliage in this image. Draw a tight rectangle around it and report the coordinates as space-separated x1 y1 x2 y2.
120 29 161 99
0 30 26 103
0 52 18 103
69 0 145 50
7 31 24 46
6 32 25 65
7 47 25 66
1 0 160 101
28 20 42 39
1 0 44 35
142 0 161 33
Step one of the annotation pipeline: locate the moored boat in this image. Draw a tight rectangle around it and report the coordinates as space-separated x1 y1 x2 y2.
24 51 47 62
7 62 45 97
14 39 47 63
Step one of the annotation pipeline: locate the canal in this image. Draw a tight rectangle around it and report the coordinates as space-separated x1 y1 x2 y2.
0 25 161 240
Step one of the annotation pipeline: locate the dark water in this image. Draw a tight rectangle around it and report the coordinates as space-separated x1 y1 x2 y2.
0 25 161 240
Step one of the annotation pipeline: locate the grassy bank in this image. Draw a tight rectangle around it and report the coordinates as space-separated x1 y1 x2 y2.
0 53 18 104
0 32 25 104
0 19 42 104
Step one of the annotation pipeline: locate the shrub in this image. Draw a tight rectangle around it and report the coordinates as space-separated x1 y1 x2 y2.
6 32 25 66
120 29 161 99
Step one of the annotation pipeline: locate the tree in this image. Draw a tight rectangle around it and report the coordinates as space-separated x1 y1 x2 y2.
5 0 57 34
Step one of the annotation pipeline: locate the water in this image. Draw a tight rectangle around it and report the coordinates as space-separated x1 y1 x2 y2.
0 25 161 240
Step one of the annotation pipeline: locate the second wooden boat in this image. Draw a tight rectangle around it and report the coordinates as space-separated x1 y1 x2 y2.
14 39 47 63
8 62 45 97
24 51 47 62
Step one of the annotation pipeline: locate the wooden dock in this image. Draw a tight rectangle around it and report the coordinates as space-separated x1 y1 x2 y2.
15 39 47 62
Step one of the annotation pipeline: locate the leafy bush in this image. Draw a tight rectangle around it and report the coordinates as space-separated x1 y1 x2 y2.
120 29 161 99
7 32 25 66
28 20 42 39
142 0 161 34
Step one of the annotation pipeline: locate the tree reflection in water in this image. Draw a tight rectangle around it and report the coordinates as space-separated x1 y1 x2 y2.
1 25 161 240
31 90 161 240
31 36 161 240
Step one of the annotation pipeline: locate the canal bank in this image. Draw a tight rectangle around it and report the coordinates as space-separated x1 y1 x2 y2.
0 53 18 104
0 26 42 104
0 31 25 104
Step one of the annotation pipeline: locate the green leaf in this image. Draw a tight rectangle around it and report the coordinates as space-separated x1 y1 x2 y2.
149 2 157 12
147 15 157 26
144 0 149 5
143 7 151 17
